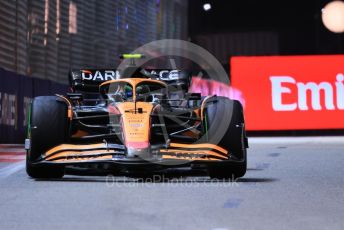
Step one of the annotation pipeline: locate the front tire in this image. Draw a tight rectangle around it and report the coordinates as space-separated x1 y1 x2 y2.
202 96 247 179
26 96 68 179
26 159 65 179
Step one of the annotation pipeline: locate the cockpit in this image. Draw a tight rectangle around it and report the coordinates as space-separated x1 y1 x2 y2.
99 78 168 103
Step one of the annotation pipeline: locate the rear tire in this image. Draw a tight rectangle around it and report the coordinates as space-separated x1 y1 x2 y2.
202 96 247 179
26 96 68 179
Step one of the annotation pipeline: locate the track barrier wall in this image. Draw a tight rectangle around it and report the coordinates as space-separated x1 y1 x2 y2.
0 68 67 143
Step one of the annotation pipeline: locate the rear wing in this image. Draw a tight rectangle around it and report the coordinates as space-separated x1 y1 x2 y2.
69 69 120 92
145 69 191 91
69 68 191 93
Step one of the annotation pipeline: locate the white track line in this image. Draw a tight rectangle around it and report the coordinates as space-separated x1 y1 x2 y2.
0 161 25 178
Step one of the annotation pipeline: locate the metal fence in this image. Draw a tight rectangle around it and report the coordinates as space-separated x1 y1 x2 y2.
0 0 188 84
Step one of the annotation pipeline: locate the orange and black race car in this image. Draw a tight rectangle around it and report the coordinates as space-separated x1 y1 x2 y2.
25 54 248 179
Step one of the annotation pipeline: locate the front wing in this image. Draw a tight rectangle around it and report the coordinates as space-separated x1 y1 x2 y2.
30 142 244 170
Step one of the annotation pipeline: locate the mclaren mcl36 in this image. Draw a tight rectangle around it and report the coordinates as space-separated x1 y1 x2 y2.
25 54 248 179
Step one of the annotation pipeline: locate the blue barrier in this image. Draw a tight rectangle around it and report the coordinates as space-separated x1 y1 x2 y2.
0 68 68 143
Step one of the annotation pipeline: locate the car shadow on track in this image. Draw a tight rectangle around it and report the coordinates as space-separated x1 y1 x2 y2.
34 168 278 184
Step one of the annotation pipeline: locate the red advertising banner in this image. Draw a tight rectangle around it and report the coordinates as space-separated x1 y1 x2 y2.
231 55 344 130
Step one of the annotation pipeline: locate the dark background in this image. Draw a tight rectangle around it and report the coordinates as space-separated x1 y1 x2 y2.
189 0 344 55
189 0 344 136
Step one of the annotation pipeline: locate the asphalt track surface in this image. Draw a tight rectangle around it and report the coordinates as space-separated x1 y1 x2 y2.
0 137 343 230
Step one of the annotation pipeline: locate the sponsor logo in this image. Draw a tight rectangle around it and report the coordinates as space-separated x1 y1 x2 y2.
129 123 144 128
81 70 120 81
270 74 344 111
231 55 344 130
149 70 181 80
0 93 17 128
80 69 182 82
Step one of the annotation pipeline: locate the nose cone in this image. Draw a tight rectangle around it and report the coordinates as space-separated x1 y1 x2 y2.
127 142 150 158
115 102 154 157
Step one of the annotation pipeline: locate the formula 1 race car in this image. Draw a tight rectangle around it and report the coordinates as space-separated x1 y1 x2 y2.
25 54 248 179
